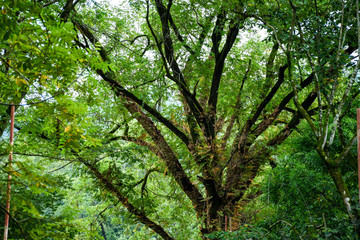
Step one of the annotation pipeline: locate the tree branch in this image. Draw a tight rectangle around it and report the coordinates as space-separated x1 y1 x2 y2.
153 0 211 138
77 156 175 240
0 205 28 240
233 64 288 154
60 0 80 21
123 99 205 215
168 14 195 55
335 133 357 165
210 10 226 57
267 90 317 147
13 152 72 161
72 20 191 147
221 59 251 148
208 19 240 138
108 135 163 159
42 0 59 7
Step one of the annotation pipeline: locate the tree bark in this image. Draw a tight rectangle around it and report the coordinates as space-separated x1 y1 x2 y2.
327 165 360 239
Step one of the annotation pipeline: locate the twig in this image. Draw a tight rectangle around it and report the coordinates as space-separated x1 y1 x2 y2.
13 152 73 161
42 0 59 7
47 161 74 173
0 205 28 240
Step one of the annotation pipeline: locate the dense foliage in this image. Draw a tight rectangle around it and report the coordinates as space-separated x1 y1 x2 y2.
0 0 360 239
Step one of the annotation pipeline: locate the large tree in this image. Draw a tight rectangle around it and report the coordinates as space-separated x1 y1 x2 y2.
1 0 359 239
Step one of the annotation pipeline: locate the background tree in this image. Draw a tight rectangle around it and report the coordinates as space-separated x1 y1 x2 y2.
268 0 360 236
262 114 359 239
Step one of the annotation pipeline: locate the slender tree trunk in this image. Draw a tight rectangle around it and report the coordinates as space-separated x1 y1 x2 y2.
3 105 15 240
100 222 107 240
328 167 360 239
357 108 360 201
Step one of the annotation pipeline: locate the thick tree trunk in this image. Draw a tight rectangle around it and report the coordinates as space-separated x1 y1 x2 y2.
200 199 243 240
